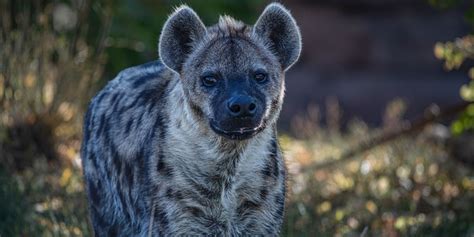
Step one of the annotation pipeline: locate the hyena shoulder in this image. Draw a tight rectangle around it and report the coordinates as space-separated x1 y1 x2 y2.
81 60 176 235
83 60 175 158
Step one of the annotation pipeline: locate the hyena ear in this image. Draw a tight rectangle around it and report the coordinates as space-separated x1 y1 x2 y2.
159 5 207 73
253 3 302 71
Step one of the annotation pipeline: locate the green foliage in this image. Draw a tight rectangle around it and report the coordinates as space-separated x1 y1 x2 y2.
434 37 473 72
451 104 474 135
0 0 110 167
430 0 474 135
435 36 474 134
434 36 474 103
281 126 474 236
428 0 462 9
0 160 91 236
0 169 28 236
466 5 474 26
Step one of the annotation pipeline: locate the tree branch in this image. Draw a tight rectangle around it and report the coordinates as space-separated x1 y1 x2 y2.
302 101 473 172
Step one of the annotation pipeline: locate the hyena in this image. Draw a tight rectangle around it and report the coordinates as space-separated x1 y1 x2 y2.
81 3 301 236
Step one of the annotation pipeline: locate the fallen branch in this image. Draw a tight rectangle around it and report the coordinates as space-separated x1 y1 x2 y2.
302 101 473 172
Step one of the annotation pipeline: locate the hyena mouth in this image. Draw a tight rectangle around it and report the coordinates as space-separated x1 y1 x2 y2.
210 121 265 140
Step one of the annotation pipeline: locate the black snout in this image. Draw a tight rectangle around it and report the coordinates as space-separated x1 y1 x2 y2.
227 95 257 117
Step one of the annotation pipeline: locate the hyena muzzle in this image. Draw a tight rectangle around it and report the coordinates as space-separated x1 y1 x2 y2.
81 3 301 236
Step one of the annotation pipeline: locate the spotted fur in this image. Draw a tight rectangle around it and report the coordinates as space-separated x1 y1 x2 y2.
81 3 301 236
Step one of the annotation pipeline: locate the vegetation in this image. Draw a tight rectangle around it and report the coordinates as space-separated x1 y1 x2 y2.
1 0 473 236
282 123 474 236
431 0 474 135
2 116 473 236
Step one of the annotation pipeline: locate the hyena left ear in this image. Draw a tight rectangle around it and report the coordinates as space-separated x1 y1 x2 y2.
253 3 302 71
159 5 207 73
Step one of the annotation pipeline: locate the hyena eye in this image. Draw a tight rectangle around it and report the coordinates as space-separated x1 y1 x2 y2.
201 75 218 87
254 72 268 84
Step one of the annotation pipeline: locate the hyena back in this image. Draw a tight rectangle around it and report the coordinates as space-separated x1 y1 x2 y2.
81 3 301 236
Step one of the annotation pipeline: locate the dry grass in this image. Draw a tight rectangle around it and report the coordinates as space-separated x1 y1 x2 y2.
1 123 473 236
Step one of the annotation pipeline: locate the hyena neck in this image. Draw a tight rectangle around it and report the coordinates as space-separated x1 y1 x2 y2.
165 78 276 176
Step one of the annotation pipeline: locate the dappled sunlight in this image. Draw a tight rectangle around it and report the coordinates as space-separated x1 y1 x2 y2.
282 126 474 236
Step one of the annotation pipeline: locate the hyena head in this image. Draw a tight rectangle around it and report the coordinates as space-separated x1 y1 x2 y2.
159 3 301 140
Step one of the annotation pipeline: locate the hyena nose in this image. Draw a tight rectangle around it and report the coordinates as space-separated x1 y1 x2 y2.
227 96 257 117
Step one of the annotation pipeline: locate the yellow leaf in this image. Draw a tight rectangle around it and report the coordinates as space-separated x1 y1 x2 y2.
316 201 332 214
366 201 378 214
60 168 72 187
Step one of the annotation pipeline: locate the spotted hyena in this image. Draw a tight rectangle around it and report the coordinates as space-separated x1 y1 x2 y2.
81 3 301 236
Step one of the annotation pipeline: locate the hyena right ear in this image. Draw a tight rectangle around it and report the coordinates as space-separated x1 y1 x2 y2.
159 6 207 73
253 3 302 71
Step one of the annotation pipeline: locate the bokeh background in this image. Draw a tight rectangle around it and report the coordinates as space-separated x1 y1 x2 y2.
1 0 474 236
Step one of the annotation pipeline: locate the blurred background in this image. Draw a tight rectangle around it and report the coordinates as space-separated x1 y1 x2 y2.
1 0 474 236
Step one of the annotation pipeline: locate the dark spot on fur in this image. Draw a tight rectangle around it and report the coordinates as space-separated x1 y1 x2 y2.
216 155 239 180
94 91 108 105
246 222 257 230
157 155 173 177
110 93 122 112
174 190 184 200
156 154 164 172
275 194 285 218
183 206 205 217
262 139 279 179
147 103 156 114
88 181 101 205
112 156 122 173
96 114 107 137
186 177 219 199
265 226 275 235
132 73 157 88
135 202 145 218
91 205 107 230
101 117 111 145
125 119 133 134
155 206 169 232
270 98 279 112
259 189 269 200
115 180 131 222
237 200 262 216
120 97 140 113
270 140 279 178
188 100 204 118
136 147 145 160
108 139 119 159
153 89 173 175
139 88 157 106
165 187 174 198
223 179 232 191
165 187 184 201
135 113 144 130
154 115 167 141
175 119 182 128
142 80 170 115
124 164 133 187
88 153 100 171
198 185 220 199
82 107 92 143
261 162 273 178
108 224 118 236
204 217 226 230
